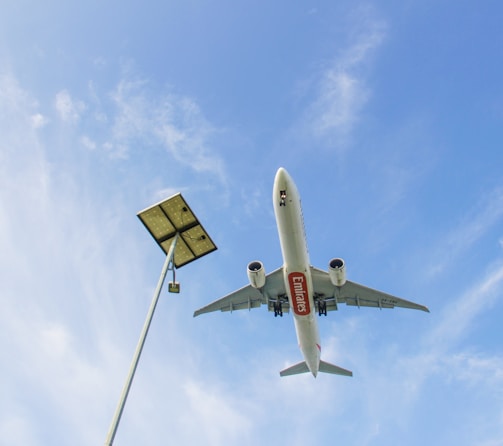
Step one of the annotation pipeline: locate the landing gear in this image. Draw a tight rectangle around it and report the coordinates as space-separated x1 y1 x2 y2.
279 190 287 206
273 301 283 317
318 300 327 316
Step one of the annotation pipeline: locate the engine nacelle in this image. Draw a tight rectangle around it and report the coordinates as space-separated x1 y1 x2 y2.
247 261 266 289
328 258 346 286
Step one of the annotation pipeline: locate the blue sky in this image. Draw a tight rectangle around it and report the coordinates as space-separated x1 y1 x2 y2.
1 1 503 445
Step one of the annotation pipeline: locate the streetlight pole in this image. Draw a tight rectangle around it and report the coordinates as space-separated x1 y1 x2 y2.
104 233 179 446
104 193 216 445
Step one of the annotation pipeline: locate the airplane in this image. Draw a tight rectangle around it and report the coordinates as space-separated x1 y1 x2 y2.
194 167 429 377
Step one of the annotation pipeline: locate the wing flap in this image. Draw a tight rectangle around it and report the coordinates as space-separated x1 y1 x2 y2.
344 297 394 309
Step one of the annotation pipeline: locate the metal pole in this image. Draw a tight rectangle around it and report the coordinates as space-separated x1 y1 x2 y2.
104 232 179 446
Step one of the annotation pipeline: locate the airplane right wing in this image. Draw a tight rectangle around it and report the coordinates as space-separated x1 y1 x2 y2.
193 267 289 317
311 267 429 313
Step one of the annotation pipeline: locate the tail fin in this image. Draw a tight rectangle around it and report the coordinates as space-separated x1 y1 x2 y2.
279 360 353 377
319 360 353 377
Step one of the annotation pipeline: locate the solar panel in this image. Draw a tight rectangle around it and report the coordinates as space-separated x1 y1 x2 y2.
137 193 217 268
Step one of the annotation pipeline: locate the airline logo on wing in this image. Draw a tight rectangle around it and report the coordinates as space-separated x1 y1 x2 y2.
288 272 311 316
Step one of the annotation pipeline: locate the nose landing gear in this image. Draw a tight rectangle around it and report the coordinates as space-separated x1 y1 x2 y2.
279 190 287 206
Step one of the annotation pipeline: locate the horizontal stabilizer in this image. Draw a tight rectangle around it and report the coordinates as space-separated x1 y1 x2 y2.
279 360 353 377
279 361 310 377
319 360 353 377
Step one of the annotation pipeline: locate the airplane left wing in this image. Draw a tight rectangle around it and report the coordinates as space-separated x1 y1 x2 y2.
193 267 288 317
311 267 429 313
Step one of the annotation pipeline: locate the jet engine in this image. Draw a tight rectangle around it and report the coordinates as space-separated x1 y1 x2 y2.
328 258 346 286
247 261 266 289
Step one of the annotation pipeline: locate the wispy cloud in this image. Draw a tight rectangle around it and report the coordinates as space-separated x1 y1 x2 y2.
31 112 49 128
0 72 229 445
55 89 86 123
440 352 503 387
1 74 104 444
316 262 503 445
425 261 503 351
427 186 503 277
312 182 503 442
0 66 266 446
50 76 228 185
109 78 227 180
305 7 386 149
182 381 253 446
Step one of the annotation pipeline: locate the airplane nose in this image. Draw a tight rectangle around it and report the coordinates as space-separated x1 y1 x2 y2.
274 167 290 186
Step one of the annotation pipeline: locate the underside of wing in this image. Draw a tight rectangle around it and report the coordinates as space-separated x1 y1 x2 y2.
310 267 429 313
193 283 263 316
193 267 289 317
337 280 430 312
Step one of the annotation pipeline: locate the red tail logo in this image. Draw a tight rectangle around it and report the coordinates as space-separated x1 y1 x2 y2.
288 272 311 316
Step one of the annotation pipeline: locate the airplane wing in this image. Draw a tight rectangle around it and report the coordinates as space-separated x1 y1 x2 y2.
311 267 429 313
193 267 289 317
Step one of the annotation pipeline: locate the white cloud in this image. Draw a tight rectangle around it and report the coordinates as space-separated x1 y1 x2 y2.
0 74 149 445
31 113 48 128
425 262 503 350
313 71 367 139
49 77 228 190
55 89 86 122
441 352 503 387
153 186 188 201
0 71 236 446
182 381 253 446
110 78 226 180
361 261 503 437
39 323 72 358
308 185 503 441
0 413 38 446
306 8 386 149
80 135 97 150
427 187 503 277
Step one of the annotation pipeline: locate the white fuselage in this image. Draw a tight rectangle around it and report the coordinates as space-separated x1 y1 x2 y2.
273 168 321 376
